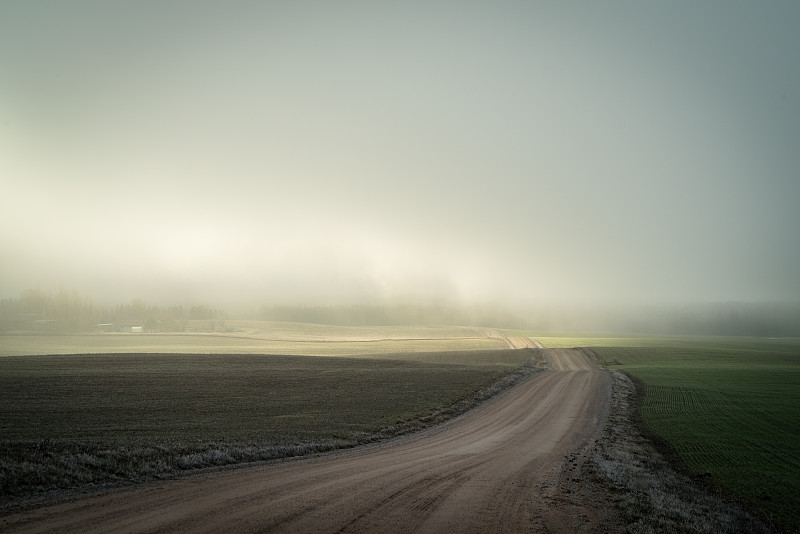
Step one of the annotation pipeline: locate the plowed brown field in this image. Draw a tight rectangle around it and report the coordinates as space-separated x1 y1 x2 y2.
2 348 611 533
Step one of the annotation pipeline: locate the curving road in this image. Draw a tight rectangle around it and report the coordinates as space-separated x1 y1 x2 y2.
3 347 611 533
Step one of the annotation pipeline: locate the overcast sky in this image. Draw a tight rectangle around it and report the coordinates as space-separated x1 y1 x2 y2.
2 1 799 308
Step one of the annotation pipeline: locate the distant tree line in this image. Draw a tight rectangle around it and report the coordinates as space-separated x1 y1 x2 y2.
0 289 227 333
258 302 800 336
2 288 798 336
646 302 800 337
256 303 528 329
513 302 800 337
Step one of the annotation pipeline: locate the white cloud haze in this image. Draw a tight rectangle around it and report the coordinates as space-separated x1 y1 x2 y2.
2 1 799 308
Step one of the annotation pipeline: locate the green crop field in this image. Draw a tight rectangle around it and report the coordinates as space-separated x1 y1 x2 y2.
585 339 800 531
0 347 537 503
507 330 800 351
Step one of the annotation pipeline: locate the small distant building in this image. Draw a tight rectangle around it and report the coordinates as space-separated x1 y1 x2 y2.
121 325 144 333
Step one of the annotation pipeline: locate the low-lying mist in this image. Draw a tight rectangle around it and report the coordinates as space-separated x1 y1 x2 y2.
3 288 799 337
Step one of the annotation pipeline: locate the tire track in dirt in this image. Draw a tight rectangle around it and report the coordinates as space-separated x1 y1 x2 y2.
2 349 611 533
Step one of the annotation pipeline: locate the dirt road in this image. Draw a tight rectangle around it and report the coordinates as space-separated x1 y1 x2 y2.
3 348 611 533
505 336 545 349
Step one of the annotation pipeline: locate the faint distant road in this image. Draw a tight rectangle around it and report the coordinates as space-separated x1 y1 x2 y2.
2 348 611 533
505 336 545 349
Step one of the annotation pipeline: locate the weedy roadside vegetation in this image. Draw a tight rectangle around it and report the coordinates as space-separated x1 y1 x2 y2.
0 349 542 509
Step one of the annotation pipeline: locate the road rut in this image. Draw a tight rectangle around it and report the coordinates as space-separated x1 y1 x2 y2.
3 347 611 533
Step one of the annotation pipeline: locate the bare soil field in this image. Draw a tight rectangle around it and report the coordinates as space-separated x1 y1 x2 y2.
1 349 612 533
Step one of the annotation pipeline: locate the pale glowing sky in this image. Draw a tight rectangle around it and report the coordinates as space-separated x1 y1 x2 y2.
2 1 799 307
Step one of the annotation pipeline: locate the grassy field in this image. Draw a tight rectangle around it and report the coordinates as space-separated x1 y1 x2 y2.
224 320 493 341
0 321 508 357
0 347 537 502
7 322 797 528
579 339 800 531
506 330 800 352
